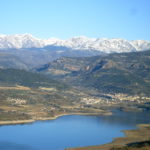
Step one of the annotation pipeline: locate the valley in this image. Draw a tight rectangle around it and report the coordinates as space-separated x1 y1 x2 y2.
1 0 150 149
0 36 150 150
0 50 150 124
0 69 112 124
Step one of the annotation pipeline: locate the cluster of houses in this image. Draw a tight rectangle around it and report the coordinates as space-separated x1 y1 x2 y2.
7 98 27 105
80 94 150 105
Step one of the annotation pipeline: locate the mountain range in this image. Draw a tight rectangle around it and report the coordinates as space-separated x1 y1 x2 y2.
0 34 150 122
0 34 150 96
0 34 150 53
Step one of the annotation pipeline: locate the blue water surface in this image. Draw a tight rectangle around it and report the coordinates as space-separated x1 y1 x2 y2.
0 111 150 150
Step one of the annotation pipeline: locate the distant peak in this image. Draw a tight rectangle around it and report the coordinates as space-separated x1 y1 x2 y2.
0 34 149 52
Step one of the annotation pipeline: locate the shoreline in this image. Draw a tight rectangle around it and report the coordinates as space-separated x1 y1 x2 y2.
0 111 149 150
66 124 150 150
0 111 112 125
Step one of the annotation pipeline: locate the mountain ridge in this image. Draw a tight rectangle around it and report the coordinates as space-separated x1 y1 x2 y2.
0 34 150 53
37 50 150 96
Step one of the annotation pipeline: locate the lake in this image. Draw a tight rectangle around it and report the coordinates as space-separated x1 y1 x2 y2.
0 111 150 150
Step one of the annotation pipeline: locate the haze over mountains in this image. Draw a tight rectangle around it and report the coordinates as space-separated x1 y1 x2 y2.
0 34 150 53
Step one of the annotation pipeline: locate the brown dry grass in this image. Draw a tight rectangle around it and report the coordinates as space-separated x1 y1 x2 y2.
0 85 31 90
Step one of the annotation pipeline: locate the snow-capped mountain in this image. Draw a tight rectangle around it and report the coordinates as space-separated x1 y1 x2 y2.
0 34 44 49
130 40 150 51
0 34 150 53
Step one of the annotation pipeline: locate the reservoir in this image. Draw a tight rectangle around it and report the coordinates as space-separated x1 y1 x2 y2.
0 111 150 150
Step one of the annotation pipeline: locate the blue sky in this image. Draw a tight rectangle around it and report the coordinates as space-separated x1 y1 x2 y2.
0 0 150 40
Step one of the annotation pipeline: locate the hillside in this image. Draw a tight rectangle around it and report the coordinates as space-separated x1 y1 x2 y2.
67 50 150 96
38 50 150 96
0 68 110 122
0 52 28 70
0 68 68 89
0 47 102 70
36 56 99 77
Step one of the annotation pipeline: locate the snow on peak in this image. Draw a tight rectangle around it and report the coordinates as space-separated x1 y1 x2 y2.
0 34 150 53
0 33 44 49
130 40 150 51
